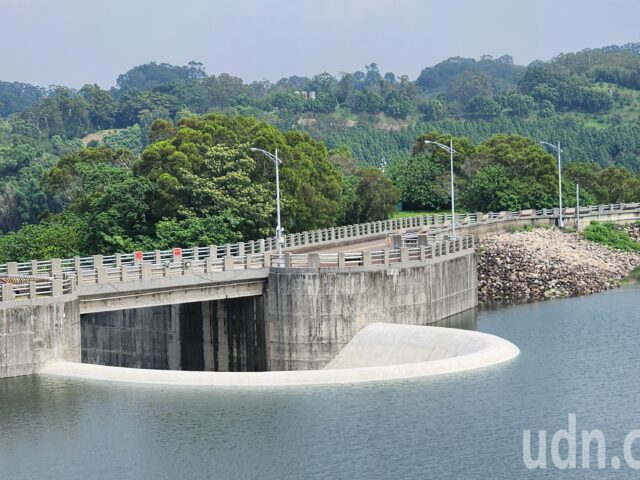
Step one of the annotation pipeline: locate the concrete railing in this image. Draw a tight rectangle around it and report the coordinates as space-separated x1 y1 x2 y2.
0 276 74 302
1 203 637 281
0 236 475 302
0 202 638 303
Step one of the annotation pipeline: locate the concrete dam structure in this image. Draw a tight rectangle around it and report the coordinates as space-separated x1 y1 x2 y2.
1 203 639 380
1 237 476 378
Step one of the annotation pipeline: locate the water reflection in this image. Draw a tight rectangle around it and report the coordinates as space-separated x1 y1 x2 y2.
430 306 477 330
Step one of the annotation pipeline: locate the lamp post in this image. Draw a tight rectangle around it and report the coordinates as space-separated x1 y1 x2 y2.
250 147 283 255
424 139 458 240
576 183 580 231
541 141 564 228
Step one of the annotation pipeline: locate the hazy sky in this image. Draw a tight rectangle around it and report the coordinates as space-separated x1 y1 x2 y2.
1 0 638 88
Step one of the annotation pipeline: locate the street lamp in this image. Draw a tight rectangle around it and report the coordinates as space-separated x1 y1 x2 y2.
250 147 283 255
540 141 564 228
424 139 458 240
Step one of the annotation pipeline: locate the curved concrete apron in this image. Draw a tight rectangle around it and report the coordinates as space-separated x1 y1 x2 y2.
41 323 519 387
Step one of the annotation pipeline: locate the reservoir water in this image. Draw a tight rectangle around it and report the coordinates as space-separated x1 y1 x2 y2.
1 285 639 479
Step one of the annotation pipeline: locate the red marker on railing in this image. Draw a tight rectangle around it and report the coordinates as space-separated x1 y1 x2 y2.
134 251 143 264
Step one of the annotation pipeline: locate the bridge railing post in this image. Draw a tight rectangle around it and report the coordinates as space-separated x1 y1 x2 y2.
67 276 77 295
1 283 14 302
93 255 104 270
204 256 213 273
284 253 292 268
308 253 320 268
383 249 390 265
238 242 245 256
263 252 271 268
6 262 17 275
338 252 346 268
362 250 372 266
140 263 152 280
224 256 234 271
52 279 63 297
29 282 37 299
400 247 409 263
183 260 193 275
96 267 107 283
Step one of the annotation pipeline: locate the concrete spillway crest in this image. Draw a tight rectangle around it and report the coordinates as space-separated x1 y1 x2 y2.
42 323 519 387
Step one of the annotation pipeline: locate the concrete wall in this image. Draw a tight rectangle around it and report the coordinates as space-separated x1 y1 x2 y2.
0 296 80 378
265 251 477 371
81 296 266 372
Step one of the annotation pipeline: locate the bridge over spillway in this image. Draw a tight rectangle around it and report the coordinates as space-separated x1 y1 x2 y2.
0 203 638 378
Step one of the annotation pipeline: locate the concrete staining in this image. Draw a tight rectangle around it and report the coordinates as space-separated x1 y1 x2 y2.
41 323 519 386
266 251 477 370
0 296 80 378
82 297 266 372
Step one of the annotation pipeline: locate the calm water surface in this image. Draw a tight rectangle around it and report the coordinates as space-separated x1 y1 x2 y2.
1 285 639 479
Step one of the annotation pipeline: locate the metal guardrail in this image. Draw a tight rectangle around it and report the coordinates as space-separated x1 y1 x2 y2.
0 202 638 303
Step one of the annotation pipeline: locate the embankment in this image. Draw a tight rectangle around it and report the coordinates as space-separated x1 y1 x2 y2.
477 227 640 303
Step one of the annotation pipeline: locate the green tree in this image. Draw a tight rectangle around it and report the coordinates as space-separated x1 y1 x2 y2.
388 153 450 210
349 168 400 222
135 114 343 238
466 95 502 118
452 71 491 105
384 91 413 118
0 214 89 262
80 84 117 129
116 61 206 92
463 164 520 211
154 212 242 248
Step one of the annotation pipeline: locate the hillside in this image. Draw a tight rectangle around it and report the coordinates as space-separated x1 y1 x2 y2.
0 43 639 260
3 45 640 171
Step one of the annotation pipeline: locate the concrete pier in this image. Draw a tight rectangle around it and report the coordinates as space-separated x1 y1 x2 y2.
0 295 80 378
265 250 477 370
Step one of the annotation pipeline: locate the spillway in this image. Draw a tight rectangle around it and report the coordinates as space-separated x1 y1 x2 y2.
41 323 519 386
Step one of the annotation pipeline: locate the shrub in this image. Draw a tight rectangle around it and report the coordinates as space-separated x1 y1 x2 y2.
582 221 640 251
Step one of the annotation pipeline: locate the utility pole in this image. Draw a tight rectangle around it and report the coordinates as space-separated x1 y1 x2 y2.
540 141 564 228
424 139 458 240
250 147 283 255
576 184 580 231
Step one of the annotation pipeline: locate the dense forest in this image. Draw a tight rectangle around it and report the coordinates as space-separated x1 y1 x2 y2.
0 43 639 260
